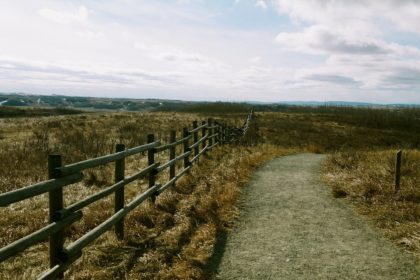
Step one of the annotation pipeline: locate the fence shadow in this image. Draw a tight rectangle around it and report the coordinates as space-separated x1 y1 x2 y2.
205 230 228 276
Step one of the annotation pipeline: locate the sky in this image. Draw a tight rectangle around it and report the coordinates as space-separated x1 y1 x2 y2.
1 0 420 103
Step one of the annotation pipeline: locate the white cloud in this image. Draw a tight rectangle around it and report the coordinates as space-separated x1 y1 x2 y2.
274 0 420 35
133 42 223 69
0 56 179 90
271 0 420 101
250 57 262 64
255 0 267 9
276 25 389 55
39 5 89 24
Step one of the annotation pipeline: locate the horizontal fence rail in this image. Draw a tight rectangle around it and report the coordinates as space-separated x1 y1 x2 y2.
0 173 83 207
0 110 254 279
57 141 160 176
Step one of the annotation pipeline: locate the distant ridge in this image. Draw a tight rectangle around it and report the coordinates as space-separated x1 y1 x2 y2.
251 100 420 108
0 92 419 110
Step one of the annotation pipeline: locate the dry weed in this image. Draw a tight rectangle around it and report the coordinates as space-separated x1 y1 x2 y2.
323 149 420 259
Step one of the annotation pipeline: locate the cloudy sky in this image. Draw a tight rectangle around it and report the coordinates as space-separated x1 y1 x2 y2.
1 0 420 103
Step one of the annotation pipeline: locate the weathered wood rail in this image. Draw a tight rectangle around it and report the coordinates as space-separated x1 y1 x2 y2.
0 110 253 279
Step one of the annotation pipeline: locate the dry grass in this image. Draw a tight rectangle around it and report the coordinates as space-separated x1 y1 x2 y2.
0 111 214 193
255 111 420 151
322 150 420 259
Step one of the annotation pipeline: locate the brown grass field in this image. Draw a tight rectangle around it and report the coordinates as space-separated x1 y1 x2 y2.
0 105 419 279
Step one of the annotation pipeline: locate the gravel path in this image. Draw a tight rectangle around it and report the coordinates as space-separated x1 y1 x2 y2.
214 154 419 279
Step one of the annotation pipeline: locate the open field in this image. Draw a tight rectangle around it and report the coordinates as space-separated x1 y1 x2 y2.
0 106 84 118
0 105 419 278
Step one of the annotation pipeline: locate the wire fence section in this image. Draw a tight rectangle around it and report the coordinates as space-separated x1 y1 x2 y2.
0 110 253 280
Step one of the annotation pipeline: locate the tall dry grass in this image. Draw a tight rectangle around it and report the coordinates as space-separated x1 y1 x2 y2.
0 112 208 191
322 150 420 259
255 111 420 152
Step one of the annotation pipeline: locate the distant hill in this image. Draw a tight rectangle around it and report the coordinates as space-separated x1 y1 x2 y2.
0 93 419 112
272 101 420 108
0 93 192 112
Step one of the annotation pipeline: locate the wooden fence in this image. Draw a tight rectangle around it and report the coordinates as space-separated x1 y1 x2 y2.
0 110 253 279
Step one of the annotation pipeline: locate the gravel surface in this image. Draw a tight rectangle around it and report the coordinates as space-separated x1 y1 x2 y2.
214 154 419 280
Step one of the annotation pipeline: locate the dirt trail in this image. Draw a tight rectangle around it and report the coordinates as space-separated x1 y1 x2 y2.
213 154 419 279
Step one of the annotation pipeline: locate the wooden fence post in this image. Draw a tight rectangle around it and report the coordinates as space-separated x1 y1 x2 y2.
169 130 176 183
192 121 199 158
202 120 207 152
226 126 230 143
395 150 402 193
48 154 64 274
114 144 125 239
147 134 156 202
208 118 213 148
218 124 222 145
183 127 190 168
221 124 226 144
